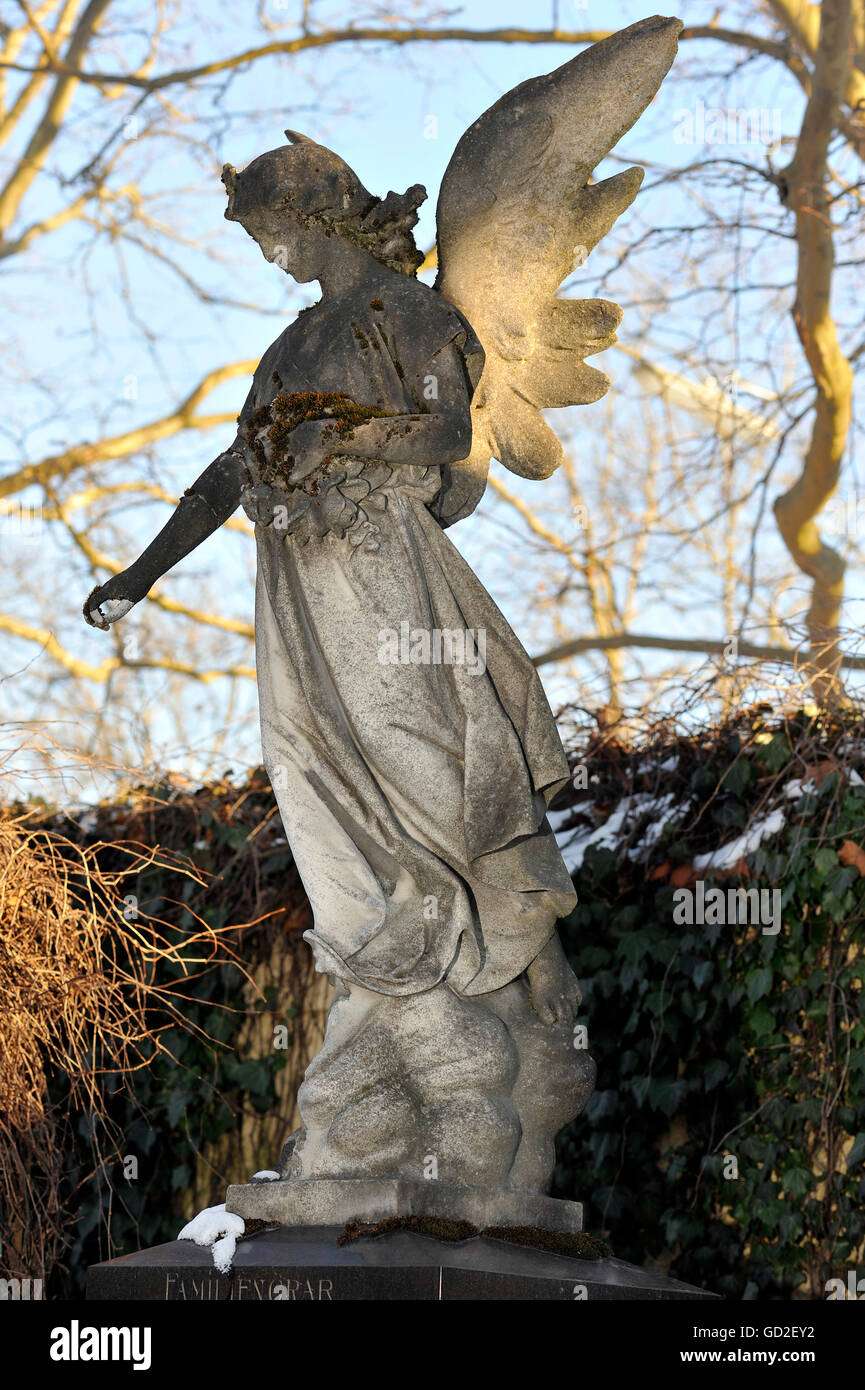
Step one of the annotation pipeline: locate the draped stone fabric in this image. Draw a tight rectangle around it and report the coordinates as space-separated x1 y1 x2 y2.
244 271 577 1001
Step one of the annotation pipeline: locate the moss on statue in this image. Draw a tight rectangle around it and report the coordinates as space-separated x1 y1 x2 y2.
337 1215 612 1261
245 389 395 487
338 1216 479 1246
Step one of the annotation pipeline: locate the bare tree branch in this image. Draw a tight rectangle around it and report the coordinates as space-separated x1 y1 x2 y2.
0 360 255 500
0 610 255 682
773 0 855 695
532 630 865 671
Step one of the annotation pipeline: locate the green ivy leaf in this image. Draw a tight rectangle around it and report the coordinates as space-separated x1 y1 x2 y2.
746 967 773 1003
813 846 839 877
693 961 714 989
848 1133 865 1167
750 1003 776 1037
166 1089 188 1128
704 1059 729 1091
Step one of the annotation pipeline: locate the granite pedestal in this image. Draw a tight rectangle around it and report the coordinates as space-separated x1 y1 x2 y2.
88 1227 717 1302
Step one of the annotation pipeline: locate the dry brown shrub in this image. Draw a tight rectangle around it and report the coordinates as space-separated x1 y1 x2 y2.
0 805 250 1284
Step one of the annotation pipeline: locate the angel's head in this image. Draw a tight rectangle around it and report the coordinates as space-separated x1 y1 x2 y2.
222 132 426 281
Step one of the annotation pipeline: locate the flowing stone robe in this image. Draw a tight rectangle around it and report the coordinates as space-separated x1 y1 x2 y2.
238 269 589 1185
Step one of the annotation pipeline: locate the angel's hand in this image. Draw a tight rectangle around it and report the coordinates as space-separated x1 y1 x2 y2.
83 578 137 630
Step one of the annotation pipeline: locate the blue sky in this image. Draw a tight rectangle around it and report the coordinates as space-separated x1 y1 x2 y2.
2 1 863 794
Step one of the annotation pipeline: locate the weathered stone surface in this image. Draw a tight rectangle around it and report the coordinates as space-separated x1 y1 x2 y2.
88 1226 718 1301
436 14 683 483
225 1177 584 1233
81 17 683 1207
284 977 595 1190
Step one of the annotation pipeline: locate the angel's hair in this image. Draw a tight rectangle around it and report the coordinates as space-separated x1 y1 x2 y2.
222 132 426 277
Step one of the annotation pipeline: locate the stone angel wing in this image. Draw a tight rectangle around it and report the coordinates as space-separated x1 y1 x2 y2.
434 15 682 517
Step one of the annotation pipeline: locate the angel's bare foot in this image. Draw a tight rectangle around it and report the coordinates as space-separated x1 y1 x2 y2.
527 933 582 1026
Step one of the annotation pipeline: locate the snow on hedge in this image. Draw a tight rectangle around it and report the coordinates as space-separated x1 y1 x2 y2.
550 769 824 875
550 791 687 873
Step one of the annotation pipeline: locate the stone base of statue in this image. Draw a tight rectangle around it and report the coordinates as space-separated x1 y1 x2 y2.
87 1223 717 1301
225 1176 584 1232
87 1178 717 1301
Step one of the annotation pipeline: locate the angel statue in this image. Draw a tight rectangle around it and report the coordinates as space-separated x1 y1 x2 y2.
84 17 681 1204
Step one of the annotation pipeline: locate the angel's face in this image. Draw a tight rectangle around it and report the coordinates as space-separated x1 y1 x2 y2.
239 209 325 284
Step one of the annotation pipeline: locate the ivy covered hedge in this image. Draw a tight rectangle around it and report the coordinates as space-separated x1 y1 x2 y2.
8 706 864 1300
553 705 865 1299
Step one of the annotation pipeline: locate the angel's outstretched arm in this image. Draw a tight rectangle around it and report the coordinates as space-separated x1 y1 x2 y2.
83 440 247 629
